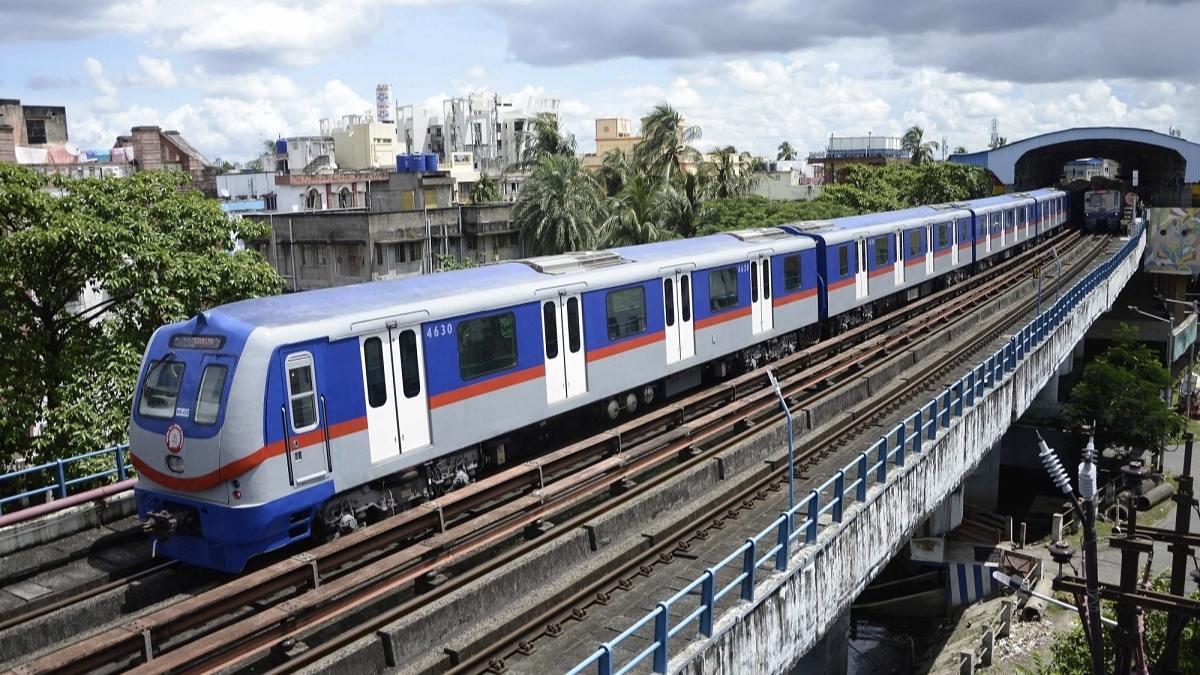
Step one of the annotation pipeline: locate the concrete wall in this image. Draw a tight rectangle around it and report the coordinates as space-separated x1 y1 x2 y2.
674 232 1145 674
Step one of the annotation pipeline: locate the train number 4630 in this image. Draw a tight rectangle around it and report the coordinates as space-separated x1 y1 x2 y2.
425 323 453 339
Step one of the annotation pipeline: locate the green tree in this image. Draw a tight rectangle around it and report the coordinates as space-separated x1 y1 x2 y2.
815 163 991 213
777 141 797 161
701 195 856 234
598 174 668 248
469 172 501 204
634 102 702 183
0 165 282 469
512 113 575 172
597 149 633 198
436 253 477 271
658 171 713 239
704 146 760 200
1066 323 1186 454
901 125 939 164
512 153 602 255
952 145 968 155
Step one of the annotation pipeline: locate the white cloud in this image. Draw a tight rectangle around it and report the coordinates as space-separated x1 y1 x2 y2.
83 57 120 112
123 55 178 88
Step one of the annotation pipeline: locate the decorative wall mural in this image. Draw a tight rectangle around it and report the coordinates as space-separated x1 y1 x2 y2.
1144 208 1200 275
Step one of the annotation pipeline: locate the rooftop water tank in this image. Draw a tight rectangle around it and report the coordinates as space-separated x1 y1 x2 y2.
275 139 287 155
411 153 427 172
424 153 439 172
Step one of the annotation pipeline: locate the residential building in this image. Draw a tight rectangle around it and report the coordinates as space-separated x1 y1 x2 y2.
245 169 521 291
807 134 907 183
0 99 68 146
582 117 641 170
328 115 399 170
275 136 336 174
1064 157 1119 181
114 126 218 196
750 162 825 201
441 93 560 175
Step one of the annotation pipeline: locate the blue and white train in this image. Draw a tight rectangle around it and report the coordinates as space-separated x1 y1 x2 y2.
132 189 1069 572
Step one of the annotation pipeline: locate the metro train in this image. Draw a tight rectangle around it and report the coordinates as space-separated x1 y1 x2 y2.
132 188 1069 572
1083 189 1122 232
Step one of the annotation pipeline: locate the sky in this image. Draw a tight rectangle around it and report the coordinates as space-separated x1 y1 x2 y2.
0 0 1196 163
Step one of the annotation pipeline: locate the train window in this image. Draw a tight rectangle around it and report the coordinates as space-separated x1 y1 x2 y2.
399 330 421 398
937 222 950 249
750 261 758 303
957 219 969 243
908 230 921 257
542 302 558 359
567 298 581 353
193 365 228 425
363 337 387 408
286 356 318 432
458 313 517 380
783 255 802 291
873 237 888 266
680 275 692 322
838 246 849 277
762 259 771 300
138 360 185 419
708 267 739 312
607 287 647 340
664 279 676 327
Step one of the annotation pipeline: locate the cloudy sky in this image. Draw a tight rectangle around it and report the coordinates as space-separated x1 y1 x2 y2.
1 0 1195 163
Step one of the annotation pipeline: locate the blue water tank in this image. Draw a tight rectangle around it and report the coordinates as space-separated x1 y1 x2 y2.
414 154 429 172
275 139 287 155
425 153 439 172
396 155 407 172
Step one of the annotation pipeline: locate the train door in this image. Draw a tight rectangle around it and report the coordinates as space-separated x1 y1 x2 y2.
663 272 695 365
894 232 904 285
924 224 934 274
281 350 328 483
854 239 868 299
543 293 587 404
984 214 992 254
750 256 773 335
951 219 961 266
359 326 430 464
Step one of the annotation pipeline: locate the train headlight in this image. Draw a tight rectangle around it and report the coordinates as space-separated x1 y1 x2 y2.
166 454 185 474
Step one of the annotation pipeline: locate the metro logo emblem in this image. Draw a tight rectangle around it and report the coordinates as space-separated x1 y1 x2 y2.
165 423 185 454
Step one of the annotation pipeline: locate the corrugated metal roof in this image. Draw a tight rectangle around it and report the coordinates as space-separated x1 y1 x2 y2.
948 127 1200 184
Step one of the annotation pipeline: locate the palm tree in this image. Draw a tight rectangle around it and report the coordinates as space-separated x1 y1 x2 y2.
598 175 667 248
901 125 939 164
952 145 967 155
777 141 797 161
469 172 501 204
512 153 602 255
597 149 632 198
510 113 575 172
633 103 702 183
704 146 761 199
658 171 713 239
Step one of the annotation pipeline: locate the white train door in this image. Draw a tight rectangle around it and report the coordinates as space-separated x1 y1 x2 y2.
855 239 868 299
894 232 904 285
750 256 773 335
542 293 587 404
984 214 992 253
951 219 960 265
663 272 695 364
360 325 430 462
924 224 934 274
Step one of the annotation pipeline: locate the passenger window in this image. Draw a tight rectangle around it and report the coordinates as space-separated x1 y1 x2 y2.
708 267 739 312
194 365 228 425
363 337 387 408
750 261 759 303
762 259 771 300
783 255 802 291
542 302 558 359
873 237 888 266
607 286 647 340
838 246 849 276
680 275 692 322
567 298 581 353
139 360 185 419
664 278 676 327
458 313 517 380
398 329 420 398
286 356 318 432
908 230 921 257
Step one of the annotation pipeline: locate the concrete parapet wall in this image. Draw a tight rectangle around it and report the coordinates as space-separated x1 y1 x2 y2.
0 492 136 557
674 233 1145 675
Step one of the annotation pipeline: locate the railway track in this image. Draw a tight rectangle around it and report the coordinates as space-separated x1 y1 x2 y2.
5 229 1090 675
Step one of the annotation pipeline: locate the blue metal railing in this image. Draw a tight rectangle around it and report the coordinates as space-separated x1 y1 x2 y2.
0 444 134 515
568 224 1145 675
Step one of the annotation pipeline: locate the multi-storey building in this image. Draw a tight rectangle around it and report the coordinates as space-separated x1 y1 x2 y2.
807 134 907 183
582 117 641 169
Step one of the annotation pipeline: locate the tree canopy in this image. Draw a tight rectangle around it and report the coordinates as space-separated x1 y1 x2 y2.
902 125 939 164
469 172 501 204
1066 323 1186 453
0 165 282 469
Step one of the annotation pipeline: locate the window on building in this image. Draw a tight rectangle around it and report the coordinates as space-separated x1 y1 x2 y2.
401 190 416 211
194 365 228 425
306 188 322 210
423 188 438 209
363 337 387 408
838 245 849 276
138 360 185 419
336 244 365 277
338 187 352 209
783 255 802 291
374 244 384 267
286 355 318 432
708 267 739 312
607 286 647 340
25 118 46 145
458 313 517 380
873 237 889 266
264 194 278 210
276 243 293 275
